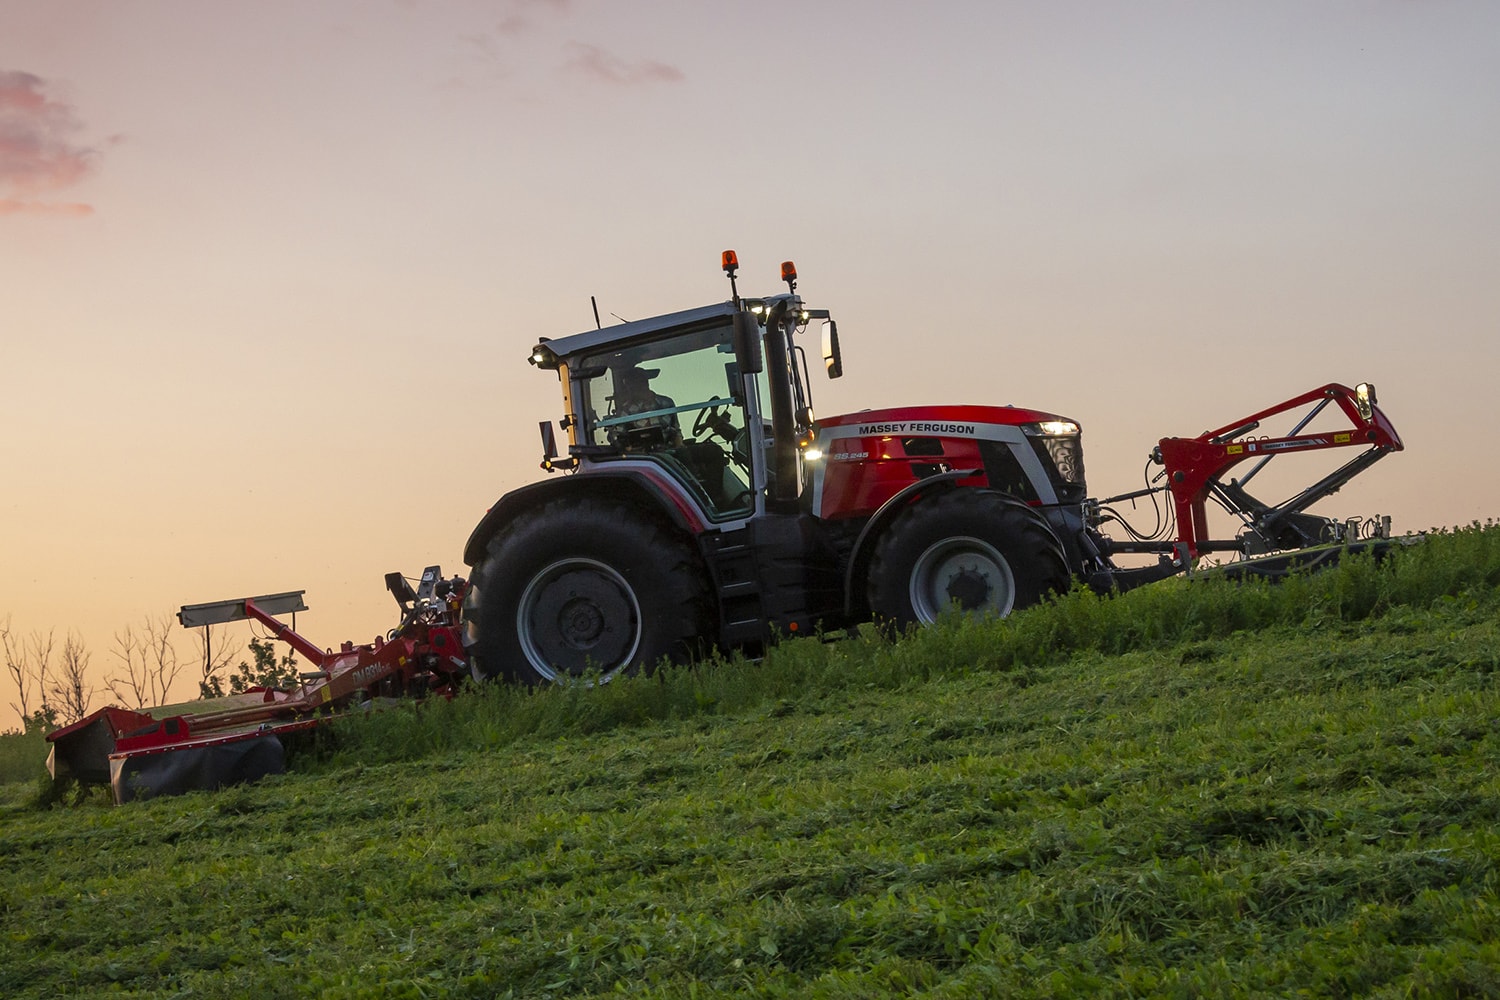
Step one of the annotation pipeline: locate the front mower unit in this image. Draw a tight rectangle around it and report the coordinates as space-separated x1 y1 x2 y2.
1097 382 1404 569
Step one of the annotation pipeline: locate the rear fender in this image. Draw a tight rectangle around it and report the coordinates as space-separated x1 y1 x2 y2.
463 470 707 567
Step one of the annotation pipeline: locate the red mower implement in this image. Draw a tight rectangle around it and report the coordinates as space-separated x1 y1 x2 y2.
48 568 467 803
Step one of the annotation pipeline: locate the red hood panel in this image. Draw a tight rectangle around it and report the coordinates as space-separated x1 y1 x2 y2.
819 403 1076 429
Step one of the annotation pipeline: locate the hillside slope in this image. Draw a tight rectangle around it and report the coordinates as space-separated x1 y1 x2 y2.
2 526 1497 998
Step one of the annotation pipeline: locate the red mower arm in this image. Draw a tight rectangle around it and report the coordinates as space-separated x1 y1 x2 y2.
1155 383 1403 560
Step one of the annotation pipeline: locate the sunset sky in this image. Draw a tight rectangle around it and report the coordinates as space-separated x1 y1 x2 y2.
3 1 1497 726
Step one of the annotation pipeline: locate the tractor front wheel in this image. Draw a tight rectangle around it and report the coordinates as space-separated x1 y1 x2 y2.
464 498 711 685
866 489 1070 631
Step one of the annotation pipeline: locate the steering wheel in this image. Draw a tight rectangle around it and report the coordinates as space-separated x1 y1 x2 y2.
692 400 734 442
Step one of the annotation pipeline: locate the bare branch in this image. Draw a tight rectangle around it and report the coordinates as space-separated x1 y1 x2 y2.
47 631 93 725
107 623 146 709
142 614 183 706
105 615 184 709
4 620 55 724
30 630 55 717
1 615 22 720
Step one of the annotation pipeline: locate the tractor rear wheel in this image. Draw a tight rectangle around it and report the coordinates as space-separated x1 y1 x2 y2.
867 489 1070 631
464 497 712 685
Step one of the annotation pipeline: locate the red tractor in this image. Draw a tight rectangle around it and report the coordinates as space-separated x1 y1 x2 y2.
461 253 1403 685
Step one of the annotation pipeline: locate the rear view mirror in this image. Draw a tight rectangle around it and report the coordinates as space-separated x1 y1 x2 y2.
732 311 763 375
540 421 558 462
821 320 843 379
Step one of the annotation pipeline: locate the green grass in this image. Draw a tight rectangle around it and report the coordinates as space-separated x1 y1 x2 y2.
0 724 49 787
2 524 1498 998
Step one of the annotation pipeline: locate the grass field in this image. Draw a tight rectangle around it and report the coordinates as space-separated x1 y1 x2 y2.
1 525 1497 998
0 724 47 787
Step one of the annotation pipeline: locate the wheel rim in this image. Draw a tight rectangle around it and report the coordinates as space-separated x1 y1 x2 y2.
908 536 1016 623
516 558 642 682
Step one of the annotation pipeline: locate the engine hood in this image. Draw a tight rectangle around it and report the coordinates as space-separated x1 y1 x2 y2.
818 403 1078 433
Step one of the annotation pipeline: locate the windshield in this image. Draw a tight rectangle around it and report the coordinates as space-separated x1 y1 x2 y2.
578 321 758 518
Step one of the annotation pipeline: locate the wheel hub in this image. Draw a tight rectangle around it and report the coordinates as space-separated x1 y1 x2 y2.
945 567 992 610
909 536 1016 623
517 560 641 680
559 596 606 646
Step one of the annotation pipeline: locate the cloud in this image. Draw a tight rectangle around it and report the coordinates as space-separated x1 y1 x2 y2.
0 70 103 216
563 43 684 86
498 0 572 37
457 6 682 93
0 198 93 217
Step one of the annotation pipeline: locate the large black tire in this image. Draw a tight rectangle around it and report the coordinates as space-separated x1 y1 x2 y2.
463 497 712 685
866 489 1071 631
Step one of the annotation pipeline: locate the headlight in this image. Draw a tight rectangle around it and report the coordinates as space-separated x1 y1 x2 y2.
1354 383 1376 421
529 342 559 369
1023 420 1080 437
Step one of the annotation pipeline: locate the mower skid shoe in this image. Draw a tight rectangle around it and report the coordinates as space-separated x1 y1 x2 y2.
109 736 286 805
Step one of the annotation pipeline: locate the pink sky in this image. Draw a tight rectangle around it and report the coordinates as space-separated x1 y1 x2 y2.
3 1 1497 726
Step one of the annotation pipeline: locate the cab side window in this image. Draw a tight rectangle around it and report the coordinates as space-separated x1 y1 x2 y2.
581 325 756 518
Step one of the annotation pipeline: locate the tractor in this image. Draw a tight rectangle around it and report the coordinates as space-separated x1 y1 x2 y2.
460 252 1403 685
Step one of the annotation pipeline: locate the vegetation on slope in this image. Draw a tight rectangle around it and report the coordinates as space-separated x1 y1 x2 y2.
0 524 1497 997
0 722 47 786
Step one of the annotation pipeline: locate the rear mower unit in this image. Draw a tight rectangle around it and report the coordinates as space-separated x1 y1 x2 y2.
47 567 467 803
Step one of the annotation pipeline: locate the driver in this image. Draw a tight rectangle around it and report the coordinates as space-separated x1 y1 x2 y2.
609 365 680 449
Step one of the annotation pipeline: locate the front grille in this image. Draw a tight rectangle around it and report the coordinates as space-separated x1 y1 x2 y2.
1029 436 1087 504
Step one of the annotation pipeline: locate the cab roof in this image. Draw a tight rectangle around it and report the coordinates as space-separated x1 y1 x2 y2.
535 302 739 361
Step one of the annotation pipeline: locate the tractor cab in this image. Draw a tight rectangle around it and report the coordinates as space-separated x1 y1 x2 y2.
575 321 758 519
528 259 839 526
